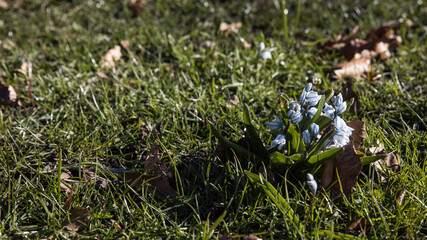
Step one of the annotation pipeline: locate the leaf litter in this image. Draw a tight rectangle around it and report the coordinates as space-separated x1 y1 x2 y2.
116 146 177 200
321 19 411 80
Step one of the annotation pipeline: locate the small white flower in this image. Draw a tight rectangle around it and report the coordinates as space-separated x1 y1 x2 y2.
271 134 286 150
258 42 272 59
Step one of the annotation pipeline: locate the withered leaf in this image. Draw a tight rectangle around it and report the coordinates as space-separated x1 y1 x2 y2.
218 234 263 240
243 40 251 49
0 83 21 106
349 218 372 233
63 207 91 232
60 171 74 193
121 146 177 200
200 41 216 49
332 50 371 79
373 152 400 173
346 120 365 150
0 0 8 10
131 0 147 16
100 45 122 70
120 40 131 52
219 22 242 37
322 140 362 200
322 19 407 61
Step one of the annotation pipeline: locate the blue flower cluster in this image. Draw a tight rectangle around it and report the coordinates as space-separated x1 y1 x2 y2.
266 83 353 150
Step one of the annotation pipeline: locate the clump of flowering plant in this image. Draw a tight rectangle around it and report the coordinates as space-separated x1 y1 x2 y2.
209 83 356 177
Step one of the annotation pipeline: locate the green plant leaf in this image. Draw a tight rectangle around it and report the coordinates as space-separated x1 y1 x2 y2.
270 152 298 172
243 104 270 161
307 147 343 165
361 154 388 165
245 171 302 232
316 117 332 133
286 124 300 155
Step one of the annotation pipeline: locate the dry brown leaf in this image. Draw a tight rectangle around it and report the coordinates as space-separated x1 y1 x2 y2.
219 22 242 37
60 172 73 193
243 235 263 240
0 83 21 106
349 218 372 233
120 40 131 52
20 61 28 74
368 140 384 154
1 39 16 51
322 19 408 61
63 207 91 232
397 189 406 206
13 0 24 9
346 121 365 150
218 234 263 240
243 41 251 49
373 152 400 173
100 45 122 70
131 0 147 16
332 50 371 79
226 95 240 109
0 0 9 9
121 146 177 200
96 71 109 79
200 41 216 49
322 140 362 200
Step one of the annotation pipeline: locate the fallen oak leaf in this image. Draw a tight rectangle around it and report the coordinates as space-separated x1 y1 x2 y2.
321 140 362 200
331 50 371 79
346 120 365 150
100 45 122 70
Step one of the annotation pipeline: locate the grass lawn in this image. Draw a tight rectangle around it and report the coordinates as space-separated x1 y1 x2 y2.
0 0 426 239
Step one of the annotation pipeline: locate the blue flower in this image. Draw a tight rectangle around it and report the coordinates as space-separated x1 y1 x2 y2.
271 134 286 150
326 116 354 149
302 130 311 146
265 115 285 131
306 91 321 107
322 103 335 119
306 173 317 194
300 83 313 103
288 110 303 124
307 107 317 118
332 93 347 115
258 42 272 59
288 101 303 124
310 123 319 139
